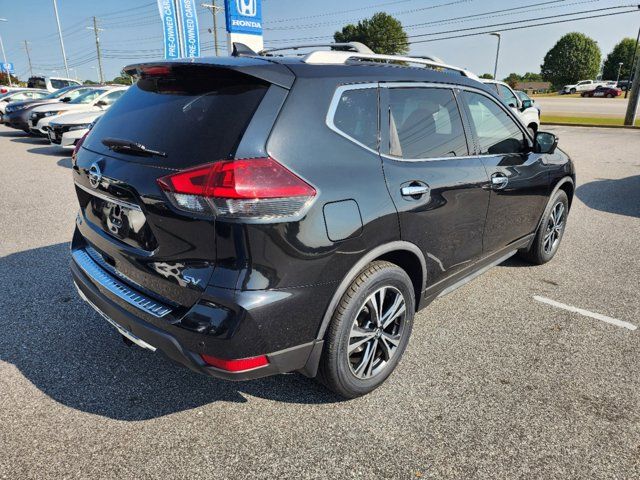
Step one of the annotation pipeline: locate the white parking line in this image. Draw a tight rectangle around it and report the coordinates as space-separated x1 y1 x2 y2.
533 296 637 331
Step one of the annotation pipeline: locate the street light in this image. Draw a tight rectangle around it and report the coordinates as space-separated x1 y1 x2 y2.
489 32 501 80
616 62 624 85
0 18 12 87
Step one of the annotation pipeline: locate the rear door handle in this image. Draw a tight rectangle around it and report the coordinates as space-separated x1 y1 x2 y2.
401 185 430 197
491 173 509 190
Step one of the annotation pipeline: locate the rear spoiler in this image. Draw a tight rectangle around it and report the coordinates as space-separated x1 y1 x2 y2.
123 57 295 90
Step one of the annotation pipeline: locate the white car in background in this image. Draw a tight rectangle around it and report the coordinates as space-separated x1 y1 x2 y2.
482 79 541 135
47 110 102 150
0 89 48 115
28 86 127 136
27 75 82 92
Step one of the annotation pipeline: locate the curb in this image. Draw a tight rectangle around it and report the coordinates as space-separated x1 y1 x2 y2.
541 122 640 130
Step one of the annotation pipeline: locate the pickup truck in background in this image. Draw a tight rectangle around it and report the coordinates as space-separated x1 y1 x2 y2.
561 79 608 94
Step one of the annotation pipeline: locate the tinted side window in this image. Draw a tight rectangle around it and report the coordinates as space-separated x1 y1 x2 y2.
332 88 378 150
498 85 518 107
51 79 68 89
388 87 468 159
464 91 527 155
98 90 125 106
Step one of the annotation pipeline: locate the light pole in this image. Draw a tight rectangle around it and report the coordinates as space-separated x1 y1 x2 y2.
616 62 624 84
201 2 223 56
52 0 70 78
0 18 12 87
489 32 501 80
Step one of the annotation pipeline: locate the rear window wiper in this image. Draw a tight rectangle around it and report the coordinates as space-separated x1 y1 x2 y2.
101 137 167 158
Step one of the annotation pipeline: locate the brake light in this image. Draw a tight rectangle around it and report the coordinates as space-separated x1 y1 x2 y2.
200 353 269 372
140 66 171 77
157 157 316 219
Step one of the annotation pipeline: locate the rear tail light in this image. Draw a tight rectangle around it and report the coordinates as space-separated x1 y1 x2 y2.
200 353 269 372
157 157 316 220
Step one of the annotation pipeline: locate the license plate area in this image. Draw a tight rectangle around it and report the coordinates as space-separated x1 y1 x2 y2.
76 183 158 251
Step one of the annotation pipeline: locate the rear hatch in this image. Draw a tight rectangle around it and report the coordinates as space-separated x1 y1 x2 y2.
72 60 292 308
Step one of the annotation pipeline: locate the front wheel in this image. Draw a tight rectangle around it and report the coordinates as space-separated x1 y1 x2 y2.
519 190 569 265
570 88 577 94
317 261 415 398
607 93 614 98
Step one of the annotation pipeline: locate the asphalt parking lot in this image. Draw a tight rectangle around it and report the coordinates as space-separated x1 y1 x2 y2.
1 125 639 479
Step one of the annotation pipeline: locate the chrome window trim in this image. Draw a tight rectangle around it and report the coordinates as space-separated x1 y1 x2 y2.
74 181 143 212
73 248 172 318
326 81 531 163
326 82 380 156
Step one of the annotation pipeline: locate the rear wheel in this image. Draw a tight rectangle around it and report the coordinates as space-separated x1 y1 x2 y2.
519 190 569 265
317 261 415 398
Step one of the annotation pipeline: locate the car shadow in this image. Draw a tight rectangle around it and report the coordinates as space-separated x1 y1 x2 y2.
576 175 640 218
57 158 72 169
11 136 47 144
0 243 341 421
0 129 26 137
26 146 67 157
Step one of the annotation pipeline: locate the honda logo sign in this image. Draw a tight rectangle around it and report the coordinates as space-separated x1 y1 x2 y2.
236 0 257 17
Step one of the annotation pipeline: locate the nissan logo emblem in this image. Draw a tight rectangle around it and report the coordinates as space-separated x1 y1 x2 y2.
88 163 102 188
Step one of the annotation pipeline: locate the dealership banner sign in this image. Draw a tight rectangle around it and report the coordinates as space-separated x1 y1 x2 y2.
177 0 200 58
157 0 200 59
225 0 263 36
224 0 263 54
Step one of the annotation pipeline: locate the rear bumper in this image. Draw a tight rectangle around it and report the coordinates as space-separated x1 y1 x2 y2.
71 248 327 381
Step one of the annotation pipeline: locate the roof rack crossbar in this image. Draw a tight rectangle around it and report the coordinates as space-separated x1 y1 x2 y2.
259 42 374 56
302 51 478 80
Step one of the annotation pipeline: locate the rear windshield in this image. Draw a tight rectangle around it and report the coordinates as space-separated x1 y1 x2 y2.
28 77 47 89
83 67 269 168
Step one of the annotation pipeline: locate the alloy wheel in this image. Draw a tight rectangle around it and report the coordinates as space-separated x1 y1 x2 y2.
543 201 565 254
347 286 406 379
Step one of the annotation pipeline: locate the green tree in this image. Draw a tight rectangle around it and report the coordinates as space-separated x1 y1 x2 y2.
503 73 522 88
541 32 601 89
521 72 543 82
334 12 408 55
602 38 638 81
83 79 98 85
479 73 494 80
110 73 134 85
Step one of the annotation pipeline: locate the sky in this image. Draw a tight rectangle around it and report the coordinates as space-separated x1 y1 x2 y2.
0 0 638 82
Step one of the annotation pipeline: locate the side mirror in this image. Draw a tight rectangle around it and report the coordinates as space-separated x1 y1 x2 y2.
535 131 558 154
521 99 533 109
61 96 71 102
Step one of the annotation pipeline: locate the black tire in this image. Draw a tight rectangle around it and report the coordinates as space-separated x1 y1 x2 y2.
518 190 569 265
607 93 614 98
570 88 576 94
317 261 415 398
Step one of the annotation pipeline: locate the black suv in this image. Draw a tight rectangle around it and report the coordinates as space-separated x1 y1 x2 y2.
71 45 574 398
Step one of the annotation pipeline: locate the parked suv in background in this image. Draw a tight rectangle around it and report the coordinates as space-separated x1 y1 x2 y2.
27 75 82 92
482 79 540 134
71 44 575 398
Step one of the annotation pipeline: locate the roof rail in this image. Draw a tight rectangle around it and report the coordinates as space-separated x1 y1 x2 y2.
259 42 374 56
302 51 478 80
